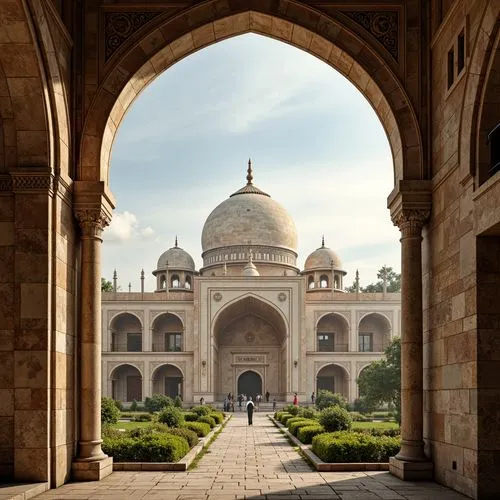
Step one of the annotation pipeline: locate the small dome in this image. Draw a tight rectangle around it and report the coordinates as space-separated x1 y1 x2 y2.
243 254 260 277
304 237 343 271
156 238 195 271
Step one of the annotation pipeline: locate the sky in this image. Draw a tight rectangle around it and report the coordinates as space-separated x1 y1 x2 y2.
103 34 400 292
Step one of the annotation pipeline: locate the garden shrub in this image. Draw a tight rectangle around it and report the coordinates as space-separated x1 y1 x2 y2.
198 415 216 428
298 407 318 419
349 411 366 422
183 421 211 437
174 395 183 408
274 411 287 421
318 406 352 432
101 397 120 424
281 414 296 426
166 427 198 448
277 412 292 424
184 411 199 422
130 400 138 412
158 406 184 427
297 424 325 444
191 405 211 416
288 419 318 437
312 431 400 463
103 433 189 462
284 416 307 428
144 394 173 413
209 412 224 425
133 413 153 422
353 427 400 438
283 404 300 416
120 412 133 419
315 390 349 411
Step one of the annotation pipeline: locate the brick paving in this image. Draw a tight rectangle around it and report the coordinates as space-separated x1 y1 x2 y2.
35 412 469 499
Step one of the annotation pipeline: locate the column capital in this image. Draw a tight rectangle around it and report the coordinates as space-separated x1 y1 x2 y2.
388 180 432 235
73 181 115 238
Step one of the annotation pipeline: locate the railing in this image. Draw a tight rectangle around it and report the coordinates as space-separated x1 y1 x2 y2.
110 342 142 352
359 343 389 353
317 343 349 352
152 344 183 353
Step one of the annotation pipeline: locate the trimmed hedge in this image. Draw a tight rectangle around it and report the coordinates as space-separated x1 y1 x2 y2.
285 416 308 428
103 433 189 462
312 431 400 463
318 406 352 432
191 405 212 416
297 407 318 419
209 412 224 425
183 421 211 437
297 424 325 444
184 412 199 422
166 427 199 448
280 414 295 426
288 418 318 437
283 404 300 416
158 406 185 427
274 411 287 421
353 427 400 438
198 415 216 428
133 413 153 422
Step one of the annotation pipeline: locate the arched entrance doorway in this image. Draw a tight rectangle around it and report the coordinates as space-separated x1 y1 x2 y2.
316 364 349 399
110 364 143 403
152 364 184 399
238 371 262 400
213 295 287 400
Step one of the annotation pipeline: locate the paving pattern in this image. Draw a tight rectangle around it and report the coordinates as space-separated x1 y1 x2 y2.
35 412 469 499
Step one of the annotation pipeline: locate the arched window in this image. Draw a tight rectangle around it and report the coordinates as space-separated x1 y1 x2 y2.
160 275 166 289
308 276 315 289
320 274 329 288
334 276 340 289
171 274 180 288
316 314 349 352
185 275 191 290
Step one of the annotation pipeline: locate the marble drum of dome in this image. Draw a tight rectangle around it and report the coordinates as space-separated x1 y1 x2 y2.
201 161 299 276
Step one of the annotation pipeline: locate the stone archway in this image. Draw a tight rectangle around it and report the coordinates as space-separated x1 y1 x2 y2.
109 364 143 403
152 364 184 399
213 295 287 400
238 371 263 401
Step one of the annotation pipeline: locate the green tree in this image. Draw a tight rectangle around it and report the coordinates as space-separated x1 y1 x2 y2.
101 397 120 424
144 394 173 413
345 266 401 293
357 337 401 424
315 390 349 410
101 278 113 292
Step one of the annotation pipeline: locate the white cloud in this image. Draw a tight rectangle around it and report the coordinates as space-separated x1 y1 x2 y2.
104 211 154 243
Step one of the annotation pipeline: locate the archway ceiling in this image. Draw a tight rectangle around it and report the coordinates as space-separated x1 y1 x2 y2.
79 1 425 186
214 295 286 342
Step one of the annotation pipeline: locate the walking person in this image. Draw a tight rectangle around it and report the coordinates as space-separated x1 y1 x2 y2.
272 397 276 412
246 396 255 425
311 391 315 405
293 392 298 406
265 391 270 403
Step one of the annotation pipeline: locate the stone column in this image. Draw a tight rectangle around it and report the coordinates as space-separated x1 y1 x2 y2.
72 182 114 481
388 181 433 480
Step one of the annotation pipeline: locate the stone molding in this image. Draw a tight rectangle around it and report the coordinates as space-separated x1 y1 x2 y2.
342 10 399 60
393 209 430 238
0 174 12 191
108 310 144 327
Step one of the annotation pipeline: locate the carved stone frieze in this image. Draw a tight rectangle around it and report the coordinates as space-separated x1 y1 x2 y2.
10 170 54 193
104 11 161 61
342 11 399 60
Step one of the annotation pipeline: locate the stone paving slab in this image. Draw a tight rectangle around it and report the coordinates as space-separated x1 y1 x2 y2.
34 413 470 500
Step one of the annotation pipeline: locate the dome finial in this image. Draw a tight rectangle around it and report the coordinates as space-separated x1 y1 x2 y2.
175 235 178 248
321 235 325 248
246 158 253 185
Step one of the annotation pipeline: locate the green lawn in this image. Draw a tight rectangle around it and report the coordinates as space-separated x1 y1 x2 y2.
110 421 152 430
352 421 399 430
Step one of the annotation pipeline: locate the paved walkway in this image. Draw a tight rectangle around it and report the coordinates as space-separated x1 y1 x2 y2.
35 412 469 499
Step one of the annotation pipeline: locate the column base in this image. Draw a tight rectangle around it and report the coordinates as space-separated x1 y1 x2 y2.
72 457 113 481
389 456 433 481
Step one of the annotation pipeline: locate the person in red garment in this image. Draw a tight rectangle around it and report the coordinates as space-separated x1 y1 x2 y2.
293 393 298 406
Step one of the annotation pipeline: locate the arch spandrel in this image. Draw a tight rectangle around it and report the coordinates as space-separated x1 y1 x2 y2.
79 4 424 189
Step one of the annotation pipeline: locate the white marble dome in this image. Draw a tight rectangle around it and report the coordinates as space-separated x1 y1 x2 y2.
157 239 195 271
304 239 343 270
201 163 298 253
